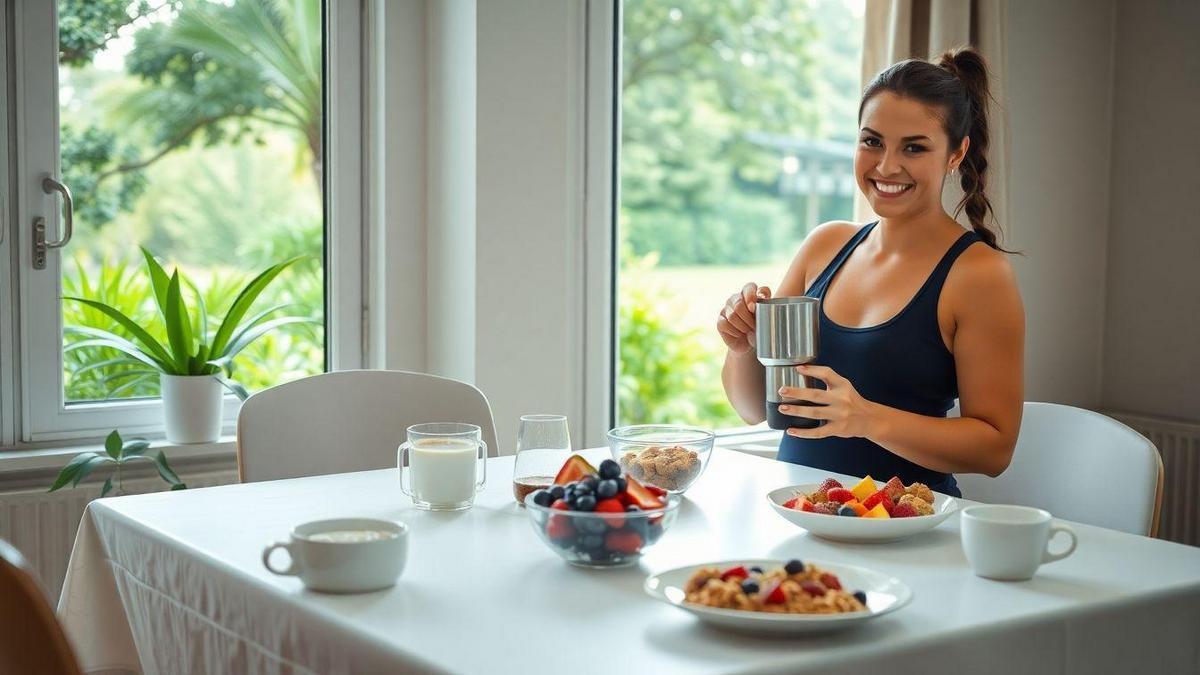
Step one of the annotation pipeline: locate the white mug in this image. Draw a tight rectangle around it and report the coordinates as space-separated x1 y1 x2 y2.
960 505 1077 581
397 423 488 511
262 518 408 593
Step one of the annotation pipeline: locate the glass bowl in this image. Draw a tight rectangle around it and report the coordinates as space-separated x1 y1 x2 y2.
523 493 681 568
607 425 716 494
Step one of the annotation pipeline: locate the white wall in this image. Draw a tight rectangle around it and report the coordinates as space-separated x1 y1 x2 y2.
1005 0 1117 409
1100 0 1200 423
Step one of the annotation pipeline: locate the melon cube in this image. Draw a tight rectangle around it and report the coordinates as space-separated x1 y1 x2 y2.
847 501 869 517
864 503 891 519
849 476 878 502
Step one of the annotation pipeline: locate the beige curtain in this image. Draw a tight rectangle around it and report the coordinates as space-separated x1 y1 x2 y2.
857 0 1010 243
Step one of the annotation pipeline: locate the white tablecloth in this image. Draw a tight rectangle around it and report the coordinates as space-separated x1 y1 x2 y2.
59 449 1200 675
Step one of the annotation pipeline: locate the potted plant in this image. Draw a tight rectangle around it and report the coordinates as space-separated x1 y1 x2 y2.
49 430 187 497
65 248 311 443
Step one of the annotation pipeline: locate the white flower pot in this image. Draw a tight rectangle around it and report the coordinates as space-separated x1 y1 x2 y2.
161 374 224 444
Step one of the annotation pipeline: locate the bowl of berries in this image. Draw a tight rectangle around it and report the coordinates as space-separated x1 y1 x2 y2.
607 424 716 494
767 475 959 543
525 455 680 568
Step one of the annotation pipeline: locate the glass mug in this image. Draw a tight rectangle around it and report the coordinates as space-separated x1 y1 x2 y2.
397 423 487 511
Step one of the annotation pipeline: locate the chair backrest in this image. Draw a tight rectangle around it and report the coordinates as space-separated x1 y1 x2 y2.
0 540 83 675
237 370 500 483
954 401 1164 536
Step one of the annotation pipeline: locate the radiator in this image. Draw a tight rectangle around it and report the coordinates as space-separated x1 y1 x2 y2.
0 468 239 603
1108 411 1200 547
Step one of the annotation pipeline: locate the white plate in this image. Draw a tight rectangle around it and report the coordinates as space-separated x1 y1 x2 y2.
644 559 912 635
767 483 959 543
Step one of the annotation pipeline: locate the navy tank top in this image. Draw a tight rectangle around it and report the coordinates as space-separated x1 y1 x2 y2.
776 221 981 497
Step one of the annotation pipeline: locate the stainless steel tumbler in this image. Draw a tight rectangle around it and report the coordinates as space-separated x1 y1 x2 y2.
755 296 825 430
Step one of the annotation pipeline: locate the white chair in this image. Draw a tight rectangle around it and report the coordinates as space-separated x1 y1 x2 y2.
237 370 500 483
953 401 1164 536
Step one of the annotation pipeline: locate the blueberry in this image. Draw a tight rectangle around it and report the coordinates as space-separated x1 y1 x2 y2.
574 482 594 496
564 493 579 509
784 559 805 575
531 490 554 508
615 477 628 493
596 479 619 499
578 533 605 551
599 459 621 480
575 495 597 512
548 485 565 501
624 504 642 513
580 476 599 491
579 517 608 535
837 505 859 517
749 566 764 574
853 590 867 606
741 580 760 594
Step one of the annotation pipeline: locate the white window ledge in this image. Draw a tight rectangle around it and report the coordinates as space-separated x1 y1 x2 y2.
0 437 238 477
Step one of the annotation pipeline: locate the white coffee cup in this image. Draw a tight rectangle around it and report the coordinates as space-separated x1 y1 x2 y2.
262 518 408 593
960 505 1077 581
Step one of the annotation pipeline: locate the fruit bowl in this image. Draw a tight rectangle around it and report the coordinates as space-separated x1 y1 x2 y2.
607 425 716 494
524 492 681 568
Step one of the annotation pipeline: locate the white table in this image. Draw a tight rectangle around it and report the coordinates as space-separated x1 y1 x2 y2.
59 449 1200 675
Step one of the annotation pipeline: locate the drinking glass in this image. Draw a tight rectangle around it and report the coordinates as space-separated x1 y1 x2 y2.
512 414 572 504
397 423 487 511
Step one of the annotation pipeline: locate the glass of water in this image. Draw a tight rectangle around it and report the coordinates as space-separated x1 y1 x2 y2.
512 414 572 505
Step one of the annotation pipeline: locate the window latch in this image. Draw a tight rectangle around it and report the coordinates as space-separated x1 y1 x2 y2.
33 175 74 270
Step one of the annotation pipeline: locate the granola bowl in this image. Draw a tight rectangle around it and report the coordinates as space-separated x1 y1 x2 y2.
524 493 681 568
607 425 716 495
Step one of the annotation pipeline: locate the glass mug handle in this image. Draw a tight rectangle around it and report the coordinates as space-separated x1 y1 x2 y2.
476 440 488 491
397 442 414 498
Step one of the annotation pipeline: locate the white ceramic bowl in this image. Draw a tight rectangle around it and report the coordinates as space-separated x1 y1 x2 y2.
644 558 912 635
767 483 959 543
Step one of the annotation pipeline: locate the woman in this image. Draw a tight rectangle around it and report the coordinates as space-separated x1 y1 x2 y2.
717 48 1024 497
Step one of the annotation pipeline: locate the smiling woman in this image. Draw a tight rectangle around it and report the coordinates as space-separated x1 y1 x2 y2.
719 47 1025 497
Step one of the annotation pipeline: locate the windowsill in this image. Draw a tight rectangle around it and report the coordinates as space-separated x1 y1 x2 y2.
0 436 238 476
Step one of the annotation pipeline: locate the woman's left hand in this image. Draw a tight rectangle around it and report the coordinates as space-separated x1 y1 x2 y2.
778 365 879 439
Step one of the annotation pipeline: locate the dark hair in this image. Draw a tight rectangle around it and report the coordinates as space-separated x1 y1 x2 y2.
860 47 1011 252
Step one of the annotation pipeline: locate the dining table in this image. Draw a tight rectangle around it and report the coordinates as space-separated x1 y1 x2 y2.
58 447 1200 675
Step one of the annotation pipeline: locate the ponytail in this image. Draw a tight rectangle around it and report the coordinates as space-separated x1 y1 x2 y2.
861 47 1014 253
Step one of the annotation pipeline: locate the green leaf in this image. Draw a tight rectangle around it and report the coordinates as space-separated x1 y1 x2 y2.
184 275 209 348
121 440 152 457
209 257 304 357
64 331 172 373
153 451 184 486
100 476 114 498
164 271 194 372
104 430 122 459
214 374 249 401
210 316 316 364
70 356 149 379
141 247 171 322
62 297 177 371
49 452 100 492
170 482 188 491
105 374 154 399
72 455 114 488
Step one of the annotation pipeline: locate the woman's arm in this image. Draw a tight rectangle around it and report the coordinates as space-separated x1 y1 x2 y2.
781 246 1025 476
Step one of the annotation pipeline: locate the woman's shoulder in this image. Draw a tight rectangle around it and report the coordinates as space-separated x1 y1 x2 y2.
945 233 1022 314
778 221 866 295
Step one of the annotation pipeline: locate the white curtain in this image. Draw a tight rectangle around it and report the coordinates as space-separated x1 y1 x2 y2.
857 0 1010 242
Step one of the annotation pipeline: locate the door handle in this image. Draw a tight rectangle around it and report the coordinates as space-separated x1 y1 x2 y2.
33 174 74 269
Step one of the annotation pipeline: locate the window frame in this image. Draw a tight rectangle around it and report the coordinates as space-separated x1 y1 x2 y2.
4 0 364 446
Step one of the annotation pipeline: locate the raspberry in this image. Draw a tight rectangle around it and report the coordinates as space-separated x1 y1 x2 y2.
814 502 840 516
799 498 817 513
820 573 843 590
817 478 844 493
826 488 855 503
863 489 894 513
891 503 919 518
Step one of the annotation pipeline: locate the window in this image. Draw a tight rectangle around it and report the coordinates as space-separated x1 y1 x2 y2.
5 0 362 443
614 0 865 430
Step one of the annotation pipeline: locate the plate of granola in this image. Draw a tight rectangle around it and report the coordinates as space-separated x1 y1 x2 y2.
767 475 959 543
644 558 911 634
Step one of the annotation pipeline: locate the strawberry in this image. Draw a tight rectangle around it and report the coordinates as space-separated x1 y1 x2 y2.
552 454 597 485
624 476 665 510
817 478 844 493
862 489 894 513
720 566 749 582
644 484 668 498
782 496 800 509
825 488 855 504
891 502 919 518
604 530 643 555
883 476 906 500
546 514 574 541
762 581 786 604
551 499 569 511
799 497 817 513
819 573 842 591
594 498 625 528
800 581 826 597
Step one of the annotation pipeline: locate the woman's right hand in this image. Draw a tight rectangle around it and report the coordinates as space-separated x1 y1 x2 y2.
717 283 771 354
